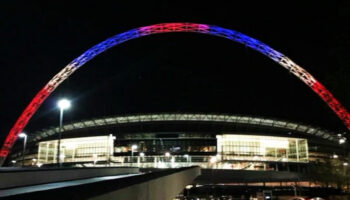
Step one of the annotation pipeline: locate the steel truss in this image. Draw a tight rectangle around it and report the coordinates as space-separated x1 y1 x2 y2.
31 113 337 143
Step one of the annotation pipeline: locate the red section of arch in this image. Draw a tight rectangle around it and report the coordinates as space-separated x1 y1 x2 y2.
0 87 51 157
311 81 350 130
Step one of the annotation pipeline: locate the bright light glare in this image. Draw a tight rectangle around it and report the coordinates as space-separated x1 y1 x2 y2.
165 152 170 157
184 154 189 158
158 161 166 168
344 162 349 166
131 145 138 150
58 99 71 110
339 138 346 144
333 154 338 159
185 185 193 190
210 156 217 163
140 152 145 157
18 132 27 138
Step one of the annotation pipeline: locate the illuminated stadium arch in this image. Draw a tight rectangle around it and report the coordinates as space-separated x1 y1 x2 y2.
1 23 349 165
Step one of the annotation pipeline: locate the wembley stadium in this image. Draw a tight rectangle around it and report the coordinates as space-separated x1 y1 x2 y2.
8 113 349 195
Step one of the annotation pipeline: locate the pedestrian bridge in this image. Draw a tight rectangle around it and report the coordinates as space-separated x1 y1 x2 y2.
0 166 200 200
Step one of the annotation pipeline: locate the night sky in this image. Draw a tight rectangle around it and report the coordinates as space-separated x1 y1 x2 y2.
1 1 350 145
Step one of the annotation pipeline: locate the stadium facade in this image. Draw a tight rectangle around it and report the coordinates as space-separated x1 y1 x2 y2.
9 113 349 189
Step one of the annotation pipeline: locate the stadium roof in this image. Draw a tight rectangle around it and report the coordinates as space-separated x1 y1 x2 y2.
30 113 338 143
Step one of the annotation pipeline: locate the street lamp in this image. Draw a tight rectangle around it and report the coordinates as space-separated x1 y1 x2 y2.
131 144 137 159
32 158 37 166
19 132 27 167
185 185 193 197
139 152 145 163
57 99 71 167
184 154 189 163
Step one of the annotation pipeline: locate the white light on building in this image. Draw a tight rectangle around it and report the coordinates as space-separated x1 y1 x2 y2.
216 134 309 163
210 156 217 163
59 154 66 160
38 136 114 164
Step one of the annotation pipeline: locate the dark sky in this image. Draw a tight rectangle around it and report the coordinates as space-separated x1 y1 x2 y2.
1 0 350 144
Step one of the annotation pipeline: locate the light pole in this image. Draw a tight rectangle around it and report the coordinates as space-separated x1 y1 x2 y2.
57 99 71 167
291 185 297 197
139 152 145 166
19 132 27 167
184 154 189 165
131 144 138 162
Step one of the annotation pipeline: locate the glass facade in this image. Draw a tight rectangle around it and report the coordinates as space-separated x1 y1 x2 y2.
216 134 308 162
38 135 114 164
115 138 216 155
36 133 308 167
